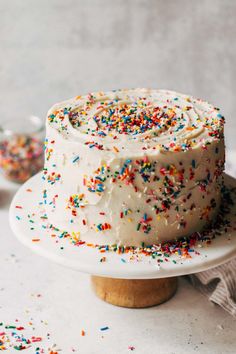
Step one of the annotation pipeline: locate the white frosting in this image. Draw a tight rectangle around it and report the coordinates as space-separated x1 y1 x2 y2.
43 89 225 246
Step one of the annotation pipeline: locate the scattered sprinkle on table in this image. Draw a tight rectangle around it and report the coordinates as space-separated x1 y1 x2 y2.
100 326 109 331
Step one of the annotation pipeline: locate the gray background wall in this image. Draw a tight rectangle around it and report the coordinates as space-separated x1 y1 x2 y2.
1 0 235 149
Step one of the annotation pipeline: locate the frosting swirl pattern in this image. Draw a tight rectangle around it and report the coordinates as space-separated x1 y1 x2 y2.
48 89 224 153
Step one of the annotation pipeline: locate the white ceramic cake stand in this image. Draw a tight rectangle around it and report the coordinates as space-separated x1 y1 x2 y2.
9 173 236 308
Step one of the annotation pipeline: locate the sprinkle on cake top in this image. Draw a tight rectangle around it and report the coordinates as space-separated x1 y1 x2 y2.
47 89 224 153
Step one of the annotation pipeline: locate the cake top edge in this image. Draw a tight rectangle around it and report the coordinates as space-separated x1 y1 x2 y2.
46 88 225 154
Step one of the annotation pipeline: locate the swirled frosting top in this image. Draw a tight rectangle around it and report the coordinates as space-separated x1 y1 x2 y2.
47 89 224 156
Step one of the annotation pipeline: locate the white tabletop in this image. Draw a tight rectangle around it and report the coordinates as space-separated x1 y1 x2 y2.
0 159 236 354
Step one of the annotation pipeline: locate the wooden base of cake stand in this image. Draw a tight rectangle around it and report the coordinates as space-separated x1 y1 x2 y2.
91 276 178 308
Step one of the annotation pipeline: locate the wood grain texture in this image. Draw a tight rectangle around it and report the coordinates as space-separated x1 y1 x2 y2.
91 276 178 308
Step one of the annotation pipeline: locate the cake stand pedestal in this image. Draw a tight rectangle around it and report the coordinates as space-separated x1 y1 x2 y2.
91 276 178 308
9 173 236 308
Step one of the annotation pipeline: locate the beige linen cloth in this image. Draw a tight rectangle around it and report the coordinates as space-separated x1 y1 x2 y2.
188 159 236 316
189 258 236 316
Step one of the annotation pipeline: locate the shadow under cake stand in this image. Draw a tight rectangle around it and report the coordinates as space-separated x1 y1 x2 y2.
9 173 236 308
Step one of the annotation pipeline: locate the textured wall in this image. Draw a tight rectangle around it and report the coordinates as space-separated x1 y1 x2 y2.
0 0 235 148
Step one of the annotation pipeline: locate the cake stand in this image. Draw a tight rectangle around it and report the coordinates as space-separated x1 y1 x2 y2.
9 173 236 308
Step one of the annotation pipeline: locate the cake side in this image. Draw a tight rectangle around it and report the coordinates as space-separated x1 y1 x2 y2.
43 89 225 246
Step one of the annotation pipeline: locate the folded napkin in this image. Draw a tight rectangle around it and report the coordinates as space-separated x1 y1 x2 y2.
189 258 236 316
189 157 236 316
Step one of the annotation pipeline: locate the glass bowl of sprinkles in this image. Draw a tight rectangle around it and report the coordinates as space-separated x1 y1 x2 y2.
0 116 45 183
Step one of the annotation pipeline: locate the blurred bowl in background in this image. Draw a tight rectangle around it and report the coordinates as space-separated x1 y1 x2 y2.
0 116 45 184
